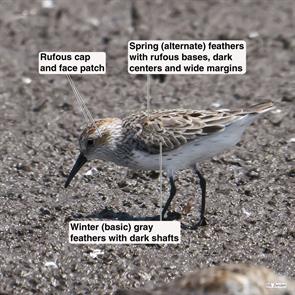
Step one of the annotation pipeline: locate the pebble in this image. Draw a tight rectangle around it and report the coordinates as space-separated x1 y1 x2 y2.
44 261 58 268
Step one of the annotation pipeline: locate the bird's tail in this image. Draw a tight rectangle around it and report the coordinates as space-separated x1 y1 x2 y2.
245 101 274 114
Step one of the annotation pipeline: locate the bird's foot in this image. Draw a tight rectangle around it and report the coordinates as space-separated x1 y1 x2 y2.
191 217 208 229
161 211 181 221
166 211 181 220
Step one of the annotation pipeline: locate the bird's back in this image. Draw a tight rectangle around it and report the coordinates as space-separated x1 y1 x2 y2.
122 101 273 155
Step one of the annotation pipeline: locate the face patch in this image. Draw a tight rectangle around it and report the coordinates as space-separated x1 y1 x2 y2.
80 119 117 141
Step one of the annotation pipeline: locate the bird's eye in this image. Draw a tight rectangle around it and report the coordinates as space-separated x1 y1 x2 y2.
87 139 94 146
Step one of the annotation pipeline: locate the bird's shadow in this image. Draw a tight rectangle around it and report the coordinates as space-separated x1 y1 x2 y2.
87 207 180 221
67 207 192 229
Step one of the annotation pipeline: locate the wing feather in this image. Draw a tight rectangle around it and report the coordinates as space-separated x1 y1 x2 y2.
122 109 244 154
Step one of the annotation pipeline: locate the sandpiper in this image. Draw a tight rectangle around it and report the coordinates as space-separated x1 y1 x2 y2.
116 264 294 294
65 101 273 227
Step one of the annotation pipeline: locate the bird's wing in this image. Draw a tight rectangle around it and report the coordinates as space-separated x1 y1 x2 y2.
123 109 244 154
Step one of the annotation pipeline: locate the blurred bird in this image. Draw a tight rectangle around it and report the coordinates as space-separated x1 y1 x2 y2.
115 263 294 295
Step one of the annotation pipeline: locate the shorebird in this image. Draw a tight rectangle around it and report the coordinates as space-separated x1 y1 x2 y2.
115 264 294 295
65 101 273 227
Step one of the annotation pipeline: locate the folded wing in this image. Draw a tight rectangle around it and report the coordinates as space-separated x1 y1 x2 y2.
123 109 245 154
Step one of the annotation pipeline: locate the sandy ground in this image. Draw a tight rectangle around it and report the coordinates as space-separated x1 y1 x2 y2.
0 0 294 294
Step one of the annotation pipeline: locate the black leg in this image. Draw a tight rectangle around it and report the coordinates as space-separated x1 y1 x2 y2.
161 176 176 219
195 168 207 227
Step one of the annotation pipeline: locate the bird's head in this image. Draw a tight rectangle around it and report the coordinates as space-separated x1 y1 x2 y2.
64 118 122 188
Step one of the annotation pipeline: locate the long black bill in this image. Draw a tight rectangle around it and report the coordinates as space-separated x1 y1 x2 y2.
64 153 87 188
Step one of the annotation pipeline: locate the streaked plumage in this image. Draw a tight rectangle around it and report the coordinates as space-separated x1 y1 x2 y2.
123 105 260 154
65 101 273 227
